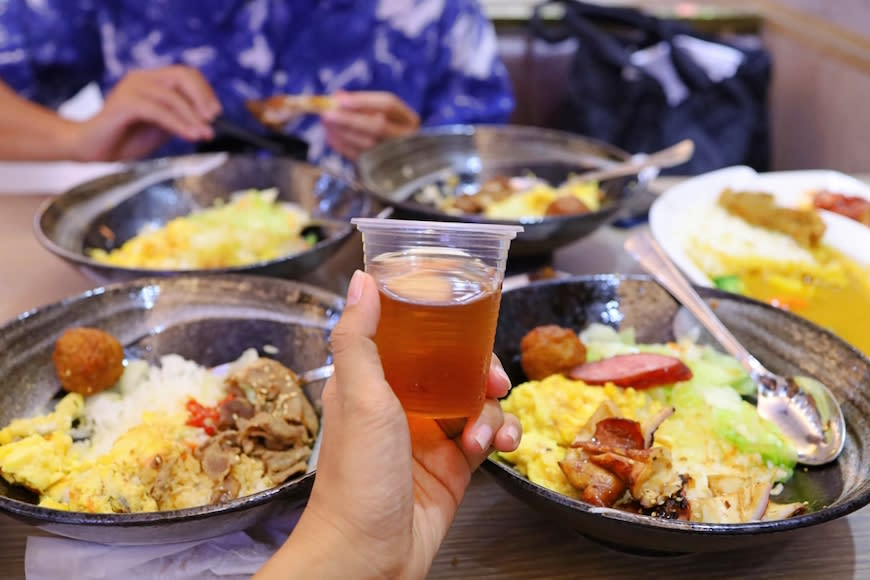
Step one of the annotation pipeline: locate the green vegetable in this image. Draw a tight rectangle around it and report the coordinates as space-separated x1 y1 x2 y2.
687 349 755 397
712 274 745 294
673 382 797 471
579 324 638 361
304 232 319 246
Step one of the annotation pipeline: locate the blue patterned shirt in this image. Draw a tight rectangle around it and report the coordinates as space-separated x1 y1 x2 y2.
0 0 513 168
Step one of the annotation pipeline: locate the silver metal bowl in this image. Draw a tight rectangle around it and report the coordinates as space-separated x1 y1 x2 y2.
35 154 372 284
0 275 341 544
356 125 647 256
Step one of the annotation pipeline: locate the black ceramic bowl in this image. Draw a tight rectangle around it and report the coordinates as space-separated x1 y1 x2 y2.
356 125 648 257
484 275 870 554
35 154 372 284
0 275 342 545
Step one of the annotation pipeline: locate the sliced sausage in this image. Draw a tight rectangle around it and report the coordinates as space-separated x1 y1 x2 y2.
568 353 692 389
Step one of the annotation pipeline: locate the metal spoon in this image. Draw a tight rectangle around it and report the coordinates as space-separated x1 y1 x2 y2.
396 139 696 205
624 229 845 466
564 139 695 185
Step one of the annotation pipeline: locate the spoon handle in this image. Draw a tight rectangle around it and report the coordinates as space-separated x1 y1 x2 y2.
569 139 695 185
624 230 766 377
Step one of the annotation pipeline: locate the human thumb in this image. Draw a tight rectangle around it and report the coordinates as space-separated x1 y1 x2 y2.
328 270 392 405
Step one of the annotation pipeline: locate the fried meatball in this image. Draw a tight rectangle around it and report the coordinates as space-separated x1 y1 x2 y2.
520 325 587 380
52 327 125 395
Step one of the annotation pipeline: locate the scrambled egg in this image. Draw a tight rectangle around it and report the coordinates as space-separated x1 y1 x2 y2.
497 374 792 522
0 395 270 513
498 376 666 498
89 189 315 270
484 180 602 220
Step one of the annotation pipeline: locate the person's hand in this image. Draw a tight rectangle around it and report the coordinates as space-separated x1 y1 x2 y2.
70 65 221 162
254 270 521 579
321 90 420 161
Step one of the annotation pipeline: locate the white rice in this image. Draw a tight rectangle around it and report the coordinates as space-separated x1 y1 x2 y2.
74 354 228 460
678 205 817 276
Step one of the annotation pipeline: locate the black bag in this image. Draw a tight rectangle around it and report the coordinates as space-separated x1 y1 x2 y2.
530 0 772 174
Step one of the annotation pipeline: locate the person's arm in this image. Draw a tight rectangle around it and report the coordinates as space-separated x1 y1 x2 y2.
0 2 220 162
0 0 103 160
0 81 83 160
0 68 221 162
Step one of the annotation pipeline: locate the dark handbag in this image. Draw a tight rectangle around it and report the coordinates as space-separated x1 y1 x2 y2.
530 0 772 174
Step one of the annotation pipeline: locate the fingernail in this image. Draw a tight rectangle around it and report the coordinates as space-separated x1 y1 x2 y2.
474 424 493 452
346 270 364 306
504 424 520 448
494 362 510 389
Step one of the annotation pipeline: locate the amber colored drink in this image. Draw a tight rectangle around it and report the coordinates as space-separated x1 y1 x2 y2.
371 250 502 418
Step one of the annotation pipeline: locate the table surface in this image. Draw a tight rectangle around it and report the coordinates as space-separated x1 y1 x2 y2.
1 185 869 579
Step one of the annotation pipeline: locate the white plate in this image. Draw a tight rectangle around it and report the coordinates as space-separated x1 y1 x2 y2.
649 165 870 287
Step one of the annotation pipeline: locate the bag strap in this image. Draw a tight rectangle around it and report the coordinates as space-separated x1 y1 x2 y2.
531 0 717 90
530 0 646 69
531 0 675 46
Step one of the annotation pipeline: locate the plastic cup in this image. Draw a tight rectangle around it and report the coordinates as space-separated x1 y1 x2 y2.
352 218 523 419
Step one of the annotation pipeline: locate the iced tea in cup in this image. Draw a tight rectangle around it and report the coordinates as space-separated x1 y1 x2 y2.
351 218 523 419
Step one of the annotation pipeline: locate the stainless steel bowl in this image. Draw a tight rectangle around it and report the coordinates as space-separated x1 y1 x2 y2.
0 275 341 544
357 125 647 256
35 154 372 284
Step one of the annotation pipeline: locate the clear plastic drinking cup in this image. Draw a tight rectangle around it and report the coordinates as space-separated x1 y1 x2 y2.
352 218 523 419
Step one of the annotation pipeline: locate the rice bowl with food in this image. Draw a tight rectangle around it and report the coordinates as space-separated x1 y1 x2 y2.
0 333 319 514
88 188 318 270
650 167 870 355
495 323 806 524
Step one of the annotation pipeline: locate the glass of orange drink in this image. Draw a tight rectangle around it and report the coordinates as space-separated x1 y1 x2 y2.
352 218 523 419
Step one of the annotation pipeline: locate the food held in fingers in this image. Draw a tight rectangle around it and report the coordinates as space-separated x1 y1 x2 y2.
247 94 336 127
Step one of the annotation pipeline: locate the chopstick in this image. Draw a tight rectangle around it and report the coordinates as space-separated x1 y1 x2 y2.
211 116 288 155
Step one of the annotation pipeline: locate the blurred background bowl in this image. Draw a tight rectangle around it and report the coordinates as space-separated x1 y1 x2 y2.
357 125 648 257
0 275 341 545
34 154 372 284
485 274 870 554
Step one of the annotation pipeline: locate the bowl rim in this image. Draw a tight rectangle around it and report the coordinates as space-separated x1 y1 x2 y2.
0 274 342 526
32 153 372 276
356 124 642 228
485 272 870 536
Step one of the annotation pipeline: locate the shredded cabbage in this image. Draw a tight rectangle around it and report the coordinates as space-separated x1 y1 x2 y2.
89 188 314 270
579 323 797 471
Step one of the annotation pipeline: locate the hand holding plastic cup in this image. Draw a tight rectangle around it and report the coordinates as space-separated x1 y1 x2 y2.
352 218 523 419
